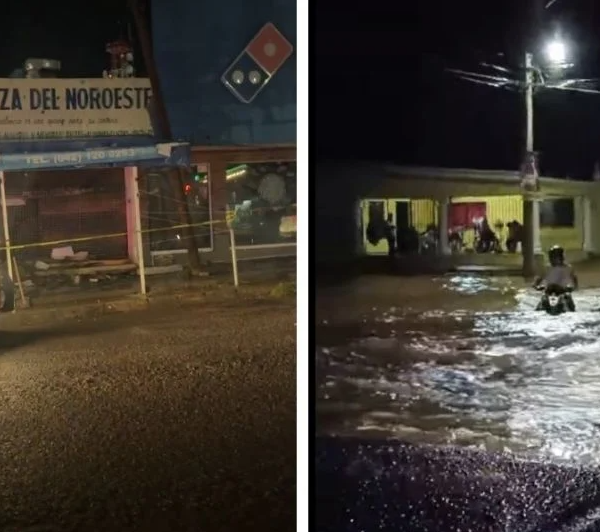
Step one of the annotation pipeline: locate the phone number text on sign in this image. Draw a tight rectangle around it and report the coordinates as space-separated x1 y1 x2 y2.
24 148 137 167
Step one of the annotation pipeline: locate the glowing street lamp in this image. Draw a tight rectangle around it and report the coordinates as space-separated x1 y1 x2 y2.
526 38 568 150
544 38 567 66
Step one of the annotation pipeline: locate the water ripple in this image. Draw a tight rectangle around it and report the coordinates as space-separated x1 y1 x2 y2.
316 281 600 465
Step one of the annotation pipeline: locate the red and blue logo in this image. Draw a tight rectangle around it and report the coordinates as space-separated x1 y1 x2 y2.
221 23 294 104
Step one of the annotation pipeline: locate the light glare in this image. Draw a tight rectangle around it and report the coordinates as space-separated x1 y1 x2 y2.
546 40 567 64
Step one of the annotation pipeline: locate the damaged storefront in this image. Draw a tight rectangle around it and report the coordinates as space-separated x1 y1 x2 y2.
7 168 128 262
0 77 189 300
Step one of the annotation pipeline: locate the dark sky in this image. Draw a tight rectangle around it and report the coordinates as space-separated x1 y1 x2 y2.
316 0 600 179
0 0 146 78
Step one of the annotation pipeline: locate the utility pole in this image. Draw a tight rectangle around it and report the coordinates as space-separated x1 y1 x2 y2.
522 52 536 278
128 0 201 271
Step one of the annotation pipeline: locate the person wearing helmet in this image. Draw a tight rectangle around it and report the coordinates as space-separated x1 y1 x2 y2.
533 245 578 311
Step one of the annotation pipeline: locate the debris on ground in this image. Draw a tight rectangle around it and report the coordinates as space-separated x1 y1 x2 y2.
20 247 138 292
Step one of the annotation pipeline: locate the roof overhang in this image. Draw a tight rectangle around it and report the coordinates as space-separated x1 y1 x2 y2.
318 161 600 198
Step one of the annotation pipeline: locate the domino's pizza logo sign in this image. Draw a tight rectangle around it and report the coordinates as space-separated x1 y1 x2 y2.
221 23 294 104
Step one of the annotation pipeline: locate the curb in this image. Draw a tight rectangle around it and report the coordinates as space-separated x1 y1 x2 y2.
0 281 295 327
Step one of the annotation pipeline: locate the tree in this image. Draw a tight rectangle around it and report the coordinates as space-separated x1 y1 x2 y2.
128 0 202 271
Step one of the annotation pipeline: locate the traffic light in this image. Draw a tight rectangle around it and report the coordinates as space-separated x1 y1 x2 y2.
184 183 192 195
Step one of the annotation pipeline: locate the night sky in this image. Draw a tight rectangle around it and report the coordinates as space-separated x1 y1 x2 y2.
0 0 146 78
316 0 600 179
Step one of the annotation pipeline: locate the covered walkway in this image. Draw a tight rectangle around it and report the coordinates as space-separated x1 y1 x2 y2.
315 161 600 264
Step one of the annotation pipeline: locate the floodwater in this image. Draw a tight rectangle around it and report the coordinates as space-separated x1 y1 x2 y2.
316 274 600 465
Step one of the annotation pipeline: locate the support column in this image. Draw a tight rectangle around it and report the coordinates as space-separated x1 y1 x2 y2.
124 165 146 294
0 171 13 281
355 199 365 255
438 197 450 255
532 199 542 255
582 196 594 253
124 166 137 263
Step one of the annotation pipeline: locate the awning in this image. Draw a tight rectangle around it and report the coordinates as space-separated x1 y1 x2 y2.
0 137 190 171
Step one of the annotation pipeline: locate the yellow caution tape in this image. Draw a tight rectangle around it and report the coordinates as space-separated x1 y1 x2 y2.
0 218 228 252
0 203 296 252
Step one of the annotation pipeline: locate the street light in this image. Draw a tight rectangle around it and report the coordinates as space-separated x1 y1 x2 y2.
446 34 600 276
522 39 567 276
545 39 567 65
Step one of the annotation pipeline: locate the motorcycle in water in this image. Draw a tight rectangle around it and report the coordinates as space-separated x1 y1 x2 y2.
535 284 575 315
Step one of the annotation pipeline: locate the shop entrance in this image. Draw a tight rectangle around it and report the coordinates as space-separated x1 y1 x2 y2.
395 201 411 231
363 199 388 254
362 199 414 254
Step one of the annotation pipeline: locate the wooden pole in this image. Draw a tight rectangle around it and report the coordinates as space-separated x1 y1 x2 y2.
0 171 13 282
131 166 147 295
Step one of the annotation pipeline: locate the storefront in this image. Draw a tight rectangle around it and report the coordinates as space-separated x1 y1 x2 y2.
0 77 189 293
316 162 600 263
360 195 584 256
150 4 297 265
148 145 296 264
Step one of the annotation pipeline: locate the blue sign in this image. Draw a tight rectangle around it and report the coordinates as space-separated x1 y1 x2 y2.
0 143 189 171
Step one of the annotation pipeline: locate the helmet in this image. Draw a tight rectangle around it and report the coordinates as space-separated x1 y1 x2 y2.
548 245 565 266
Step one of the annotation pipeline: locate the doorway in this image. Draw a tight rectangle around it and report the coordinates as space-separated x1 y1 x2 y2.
363 199 389 254
395 201 411 231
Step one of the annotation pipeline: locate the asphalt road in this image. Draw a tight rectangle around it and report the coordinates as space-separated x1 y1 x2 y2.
0 298 296 532
316 437 600 532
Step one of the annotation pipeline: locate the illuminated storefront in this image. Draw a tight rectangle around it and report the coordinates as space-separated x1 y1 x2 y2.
316 162 600 263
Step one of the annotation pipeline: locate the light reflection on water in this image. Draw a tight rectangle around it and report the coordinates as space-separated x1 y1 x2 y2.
316 275 600 465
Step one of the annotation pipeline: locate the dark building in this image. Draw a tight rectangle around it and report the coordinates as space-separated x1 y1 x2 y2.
151 0 297 262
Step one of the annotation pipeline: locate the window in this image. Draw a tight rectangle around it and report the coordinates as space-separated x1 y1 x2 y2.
226 161 296 246
540 198 574 227
449 202 487 229
146 166 212 251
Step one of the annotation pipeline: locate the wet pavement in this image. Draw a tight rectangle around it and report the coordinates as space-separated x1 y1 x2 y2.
315 437 600 532
316 274 600 464
0 298 296 532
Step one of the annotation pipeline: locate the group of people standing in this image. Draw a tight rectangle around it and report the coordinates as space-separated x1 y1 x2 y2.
368 215 525 257
366 214 421 257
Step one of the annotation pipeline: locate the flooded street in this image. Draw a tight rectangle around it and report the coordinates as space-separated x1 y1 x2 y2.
316 274 600 465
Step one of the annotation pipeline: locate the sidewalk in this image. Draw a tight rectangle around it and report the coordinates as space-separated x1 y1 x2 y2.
317 254 600 285
1 275 296 328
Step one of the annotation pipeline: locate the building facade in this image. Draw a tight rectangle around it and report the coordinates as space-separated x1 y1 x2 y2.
316 162 600 266
0 75 188 292
150 0 297 263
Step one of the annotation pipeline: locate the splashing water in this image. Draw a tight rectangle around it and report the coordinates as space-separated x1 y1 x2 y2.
316 275 600 465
